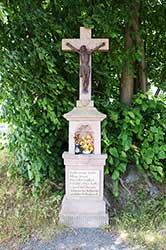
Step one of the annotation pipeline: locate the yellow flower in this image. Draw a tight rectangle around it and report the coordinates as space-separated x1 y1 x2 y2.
86 135 92 140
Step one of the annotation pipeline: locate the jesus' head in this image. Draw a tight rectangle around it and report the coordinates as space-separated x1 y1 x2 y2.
80 45 87 52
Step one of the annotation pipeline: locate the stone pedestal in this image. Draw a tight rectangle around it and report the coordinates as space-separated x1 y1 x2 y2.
64 101 105 155
59 102 109 228
59 153 108 227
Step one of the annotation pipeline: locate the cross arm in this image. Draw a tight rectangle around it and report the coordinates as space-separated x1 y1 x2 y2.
90 42 106 53
66 42 80 53
90 39 109 52
62 39 82 51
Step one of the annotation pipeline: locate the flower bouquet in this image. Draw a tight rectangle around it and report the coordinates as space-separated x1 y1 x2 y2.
74 133 94 154
79 134 94 154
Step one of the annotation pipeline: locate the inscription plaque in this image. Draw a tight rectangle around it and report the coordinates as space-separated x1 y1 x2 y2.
68 170 100 197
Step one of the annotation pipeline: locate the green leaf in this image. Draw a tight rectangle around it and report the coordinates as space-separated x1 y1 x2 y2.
121 134 127 144
143 163 149 170
129 120 135 126
110 112 118 122
160 145 166 152
113 180 119 197
142 103 148 111
102 119 107 128
112 170 120 180
144 148 154 164
135 118 141 125
110 32 118 38
128 111 135 119
150 165 163 181
109 147 119 158
147 148 155 158
114 158 120 166
121 151 127 159
150 126 158 133
27 165 33 181
108 156 113 165
120 134 132 151
104 165 109 175
158 151 166 159
156 166 164 177
118 163 127 173
145 157 153 164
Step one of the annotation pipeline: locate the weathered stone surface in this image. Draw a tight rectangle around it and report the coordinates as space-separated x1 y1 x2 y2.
59 153 108 227
60 26 109 228
64 106 105 155
62 27 109 52
59 211 108 228
62 153 107 199
62 27 109 102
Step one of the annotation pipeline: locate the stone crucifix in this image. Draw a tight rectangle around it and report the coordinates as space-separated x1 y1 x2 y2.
62 27 109 102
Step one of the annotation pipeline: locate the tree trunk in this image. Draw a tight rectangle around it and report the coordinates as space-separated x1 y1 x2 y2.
120 0 147 105
120 26 134 105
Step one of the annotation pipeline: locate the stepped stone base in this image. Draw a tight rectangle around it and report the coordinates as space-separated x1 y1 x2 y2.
59 196 109 228
59 153 109 228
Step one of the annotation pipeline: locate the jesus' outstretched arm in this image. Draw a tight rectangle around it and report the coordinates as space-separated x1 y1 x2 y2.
90 42 106 53
66 42 80 53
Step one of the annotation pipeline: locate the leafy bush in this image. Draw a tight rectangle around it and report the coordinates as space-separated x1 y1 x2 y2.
100 94 166 195
0 2 165 194
0 2 76 192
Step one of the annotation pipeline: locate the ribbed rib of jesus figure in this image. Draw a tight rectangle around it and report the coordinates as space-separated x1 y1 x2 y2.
66 42 105 93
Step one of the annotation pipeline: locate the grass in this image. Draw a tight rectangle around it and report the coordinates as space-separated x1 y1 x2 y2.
108 191 166 250
113 207 166 250
0 148 63 249
0 147 165 250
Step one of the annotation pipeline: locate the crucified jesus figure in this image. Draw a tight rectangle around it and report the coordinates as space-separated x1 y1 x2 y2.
66 42 105 93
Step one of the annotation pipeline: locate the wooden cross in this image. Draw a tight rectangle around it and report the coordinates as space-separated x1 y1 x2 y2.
62 27 109 102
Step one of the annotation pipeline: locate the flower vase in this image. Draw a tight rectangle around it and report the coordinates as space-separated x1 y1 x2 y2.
75 143 81 154
82 150 91 155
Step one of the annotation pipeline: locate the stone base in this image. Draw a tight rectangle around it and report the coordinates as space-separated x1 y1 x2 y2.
59 153 108 228
59 196 109 228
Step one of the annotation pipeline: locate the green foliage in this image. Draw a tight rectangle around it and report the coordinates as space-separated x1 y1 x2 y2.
0 2 8 24
0 148 62 246
0 0 76 191
101 94 166 191
0 1 166 193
